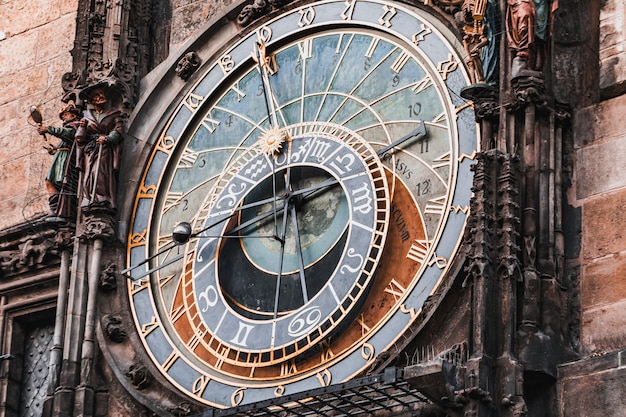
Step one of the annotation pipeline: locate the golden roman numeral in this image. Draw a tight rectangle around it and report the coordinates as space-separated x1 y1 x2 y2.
384 278 407 302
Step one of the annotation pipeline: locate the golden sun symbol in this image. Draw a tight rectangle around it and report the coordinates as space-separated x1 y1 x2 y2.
260 126 287 155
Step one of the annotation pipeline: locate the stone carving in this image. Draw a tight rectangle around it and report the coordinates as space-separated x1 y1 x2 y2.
126 363 152 390
82 213 116 240
76 84 124 215
169 402 192 416
99 262 119 290
236 0 292 27
103 314 127 343
175 52 202 81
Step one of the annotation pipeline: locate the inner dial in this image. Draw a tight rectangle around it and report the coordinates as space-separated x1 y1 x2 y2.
221 164 350 317
185 122 390 366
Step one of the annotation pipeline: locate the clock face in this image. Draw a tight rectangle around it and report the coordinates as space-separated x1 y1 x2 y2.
127 0 478 409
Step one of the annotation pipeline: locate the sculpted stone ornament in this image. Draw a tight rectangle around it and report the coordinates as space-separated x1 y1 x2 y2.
99 262 119 290
126 363 152 390
175 52 202 81
103 315 127 342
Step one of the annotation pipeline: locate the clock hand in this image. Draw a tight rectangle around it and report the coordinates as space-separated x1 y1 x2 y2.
370 120 427 160
289 199 309 303
273 190 291 319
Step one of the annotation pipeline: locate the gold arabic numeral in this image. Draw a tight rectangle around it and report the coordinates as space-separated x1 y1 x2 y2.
437 53 459 81
341 0 356 20
274 385 285 397
316 369 332 387
424 195 447 216
183 92 204 113
298 6 316 27
411 23 432 46
201 112 220 134
280 359 298 376
378 4 396 28
384 278 407 302
156 135 176 154
361 342 375 361
411 75 433 95
162 350 180 372
129 229 147 249
219 54 235 75
192 375 211 397
141 316 160 337
256 25 273 44
231 387 245 406
130 277 149 295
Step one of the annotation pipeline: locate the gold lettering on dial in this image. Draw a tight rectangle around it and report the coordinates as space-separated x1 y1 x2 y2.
162 351 180 372
274 385 285 397
130 278 149 295
316 369 332 387
298 7 316 27
219 54 235 75
170 305 185 323
141 316 159 337
412 24 432 46
432 151 451 170
391 51 410 74
379 5 396 28
407 239 429 264
411 75 433 94
201 112 220 133
424 195 447 216
192 375 210 397
298 39 313 60
319 339 335 362
361 342 375 360
358 314 371 336
183 92 204 112
231 388 245 406
280 360 298 376
437 53 459 81
384 278 407 302
365 37 380 58
341 0 357 20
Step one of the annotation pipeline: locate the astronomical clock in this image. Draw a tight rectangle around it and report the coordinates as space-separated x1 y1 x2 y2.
125 0 478 409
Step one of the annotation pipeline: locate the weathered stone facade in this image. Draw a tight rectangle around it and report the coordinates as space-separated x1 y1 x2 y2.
0 0 625 416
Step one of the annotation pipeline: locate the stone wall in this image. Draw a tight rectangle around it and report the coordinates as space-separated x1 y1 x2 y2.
0 0 78 229
558 0 626 415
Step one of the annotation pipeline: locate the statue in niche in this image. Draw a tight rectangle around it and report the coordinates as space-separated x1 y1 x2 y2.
76 85 124 214
506 0 558 76
35 101 81 218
